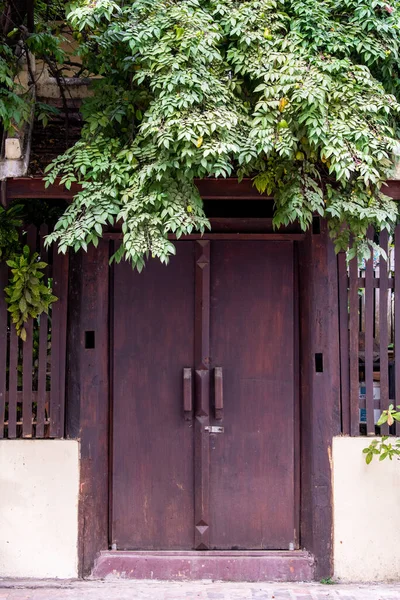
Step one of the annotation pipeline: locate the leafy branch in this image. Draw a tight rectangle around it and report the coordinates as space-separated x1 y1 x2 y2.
42 0 400 268
0 207 57 340
5 245 57 341
3 0 400 268
364 405 400 464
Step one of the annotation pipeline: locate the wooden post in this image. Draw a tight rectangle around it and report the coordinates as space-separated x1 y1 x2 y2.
298 221 341 579
66 242 110 577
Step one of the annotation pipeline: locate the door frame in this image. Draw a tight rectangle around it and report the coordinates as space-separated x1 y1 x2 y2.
70 225 340 580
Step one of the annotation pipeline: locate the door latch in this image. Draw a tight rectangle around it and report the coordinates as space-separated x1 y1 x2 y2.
205 426 224 434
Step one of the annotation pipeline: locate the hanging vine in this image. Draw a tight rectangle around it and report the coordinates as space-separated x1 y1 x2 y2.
0 206 57 339
5 245 57 341
43 0 400 268
0 0 65 338
3 0 400 275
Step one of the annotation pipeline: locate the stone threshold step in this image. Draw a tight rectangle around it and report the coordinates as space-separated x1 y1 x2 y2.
92 550 315 582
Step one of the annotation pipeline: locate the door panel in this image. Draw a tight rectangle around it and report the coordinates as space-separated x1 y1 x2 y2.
112 239 296 551
209 241 295 549
112 242 195 550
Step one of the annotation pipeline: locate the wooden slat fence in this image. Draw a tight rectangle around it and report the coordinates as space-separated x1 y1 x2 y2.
339 228 397 436
0 224 68 438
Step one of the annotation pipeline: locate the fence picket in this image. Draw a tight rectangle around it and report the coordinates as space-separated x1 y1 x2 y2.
8 326 18 439
365 228 375 435
379 230 389 436
36 224 49 438
50 248 69 438
349 251 360 436
22 226 37 438
338 252 350 435
1 225 69 439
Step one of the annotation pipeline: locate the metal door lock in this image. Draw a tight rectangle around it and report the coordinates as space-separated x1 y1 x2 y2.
205 426 224 433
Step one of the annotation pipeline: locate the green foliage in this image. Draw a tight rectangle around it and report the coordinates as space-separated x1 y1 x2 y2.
0 0 67 134
42 0 400 267
364 404 400 463
35 101 60 128
34 0 66 22
0 205 23 260
376 403 400 427
0 3 61 338
364 435 400 464
3 0 400 267
320 577 336 585
5 246 57 341
0 202 59 339
0 43 31 133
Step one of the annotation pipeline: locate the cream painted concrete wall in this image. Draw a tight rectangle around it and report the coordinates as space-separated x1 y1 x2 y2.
333 436 400 582
0 440 79 578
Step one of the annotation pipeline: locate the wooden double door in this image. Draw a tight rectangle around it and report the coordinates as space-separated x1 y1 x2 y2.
111 240 297 551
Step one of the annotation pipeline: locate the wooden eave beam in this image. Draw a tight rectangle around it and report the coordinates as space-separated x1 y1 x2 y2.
6 176 271 201
5 176 400 201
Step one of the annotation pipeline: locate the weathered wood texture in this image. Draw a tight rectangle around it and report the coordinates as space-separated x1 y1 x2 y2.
6 177 400 201
338 252 350 435
379 230 390 436
348 251 360 436
0 224 68 439
112 242 195 550
36 224 49 438
194 241 211 550
67 242 110 577
340 229 396 436
298 224 341 580
7 325 18 439
364 228 375 435
209 241 296 550
111 239 298 556
22 227 36 438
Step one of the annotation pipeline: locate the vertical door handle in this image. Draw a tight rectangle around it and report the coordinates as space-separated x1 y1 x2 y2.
215 367 223 420
183 368 193 421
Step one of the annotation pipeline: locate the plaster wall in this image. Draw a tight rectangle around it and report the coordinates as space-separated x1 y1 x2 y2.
333 436 400 582
2 435 400 581
0 440 79 578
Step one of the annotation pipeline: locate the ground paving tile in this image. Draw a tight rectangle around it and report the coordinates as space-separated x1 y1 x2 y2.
1 581 400 600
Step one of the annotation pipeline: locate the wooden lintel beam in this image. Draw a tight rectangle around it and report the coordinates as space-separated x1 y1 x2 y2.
103 232 305 241
5 176 400 201
5 177 81 200
5 176 271 201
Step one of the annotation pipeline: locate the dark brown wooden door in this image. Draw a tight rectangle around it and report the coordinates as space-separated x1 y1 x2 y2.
112 242 196 549
209 241 295 549
111 240 296 551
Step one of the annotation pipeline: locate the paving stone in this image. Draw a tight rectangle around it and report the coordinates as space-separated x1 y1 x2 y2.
0 581 400 600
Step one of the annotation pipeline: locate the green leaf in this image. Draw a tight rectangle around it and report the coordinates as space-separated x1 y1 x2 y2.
377 413 388 426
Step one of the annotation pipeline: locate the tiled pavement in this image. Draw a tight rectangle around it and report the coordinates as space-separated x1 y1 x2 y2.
0 580 400 600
